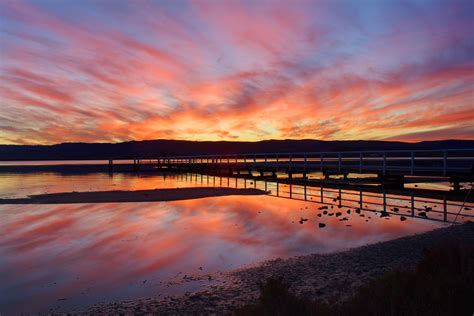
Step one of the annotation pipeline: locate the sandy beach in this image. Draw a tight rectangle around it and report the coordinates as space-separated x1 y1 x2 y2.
77 221 473 315
0 187 268 204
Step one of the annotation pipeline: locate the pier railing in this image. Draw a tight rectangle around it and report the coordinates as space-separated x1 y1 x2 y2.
149 148 474 177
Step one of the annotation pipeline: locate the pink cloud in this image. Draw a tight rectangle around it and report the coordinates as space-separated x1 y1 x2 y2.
0 0 473 144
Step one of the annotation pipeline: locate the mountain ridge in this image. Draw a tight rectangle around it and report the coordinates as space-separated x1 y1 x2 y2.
0 139 473 160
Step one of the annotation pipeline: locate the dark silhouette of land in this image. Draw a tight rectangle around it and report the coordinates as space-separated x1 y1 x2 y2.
0 139 473 161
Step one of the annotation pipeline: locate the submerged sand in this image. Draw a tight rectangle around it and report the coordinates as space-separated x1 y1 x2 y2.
0 187 268 204
79 222 473 315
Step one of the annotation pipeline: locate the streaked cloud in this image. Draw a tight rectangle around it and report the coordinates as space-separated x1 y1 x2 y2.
0 0 473 144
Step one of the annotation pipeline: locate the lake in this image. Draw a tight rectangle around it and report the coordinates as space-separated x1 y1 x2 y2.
0 170 472 314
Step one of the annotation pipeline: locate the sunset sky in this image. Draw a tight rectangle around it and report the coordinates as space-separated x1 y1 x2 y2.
0 0 473 145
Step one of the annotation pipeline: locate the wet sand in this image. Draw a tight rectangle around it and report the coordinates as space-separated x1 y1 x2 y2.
80 222 473 315
0 187 268 204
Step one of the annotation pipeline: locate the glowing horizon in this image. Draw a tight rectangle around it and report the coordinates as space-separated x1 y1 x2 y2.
0 0 473 145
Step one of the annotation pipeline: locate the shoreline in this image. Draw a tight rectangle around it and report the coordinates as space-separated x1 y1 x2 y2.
79 222 474 315
0 187 268 204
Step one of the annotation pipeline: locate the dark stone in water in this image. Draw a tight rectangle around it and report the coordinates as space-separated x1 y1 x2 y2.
400 216 407 221
317 214 322 217
419 211 427 217
299 217 308 224
347 210 351 214
323 211 328 215
328 213 334 216
355 208 361 214
318 206 328 210
392 207 399 212
336 212 342 217
319 223 326 228
380 211 390 218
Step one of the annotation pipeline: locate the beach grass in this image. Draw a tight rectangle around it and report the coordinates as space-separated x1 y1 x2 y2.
234 240 474 316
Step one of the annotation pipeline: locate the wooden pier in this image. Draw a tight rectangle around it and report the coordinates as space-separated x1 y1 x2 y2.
109 148 474 189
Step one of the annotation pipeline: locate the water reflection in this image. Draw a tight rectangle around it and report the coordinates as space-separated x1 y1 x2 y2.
0 172 204 199
0 172 472 314
175 173 473 223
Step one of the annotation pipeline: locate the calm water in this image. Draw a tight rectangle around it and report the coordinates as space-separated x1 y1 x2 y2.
0 171 473 314
0 160 139 166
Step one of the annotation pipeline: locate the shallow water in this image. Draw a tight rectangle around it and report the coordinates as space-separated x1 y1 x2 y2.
0 171 472 314
0 160 139 166
0 172 203 199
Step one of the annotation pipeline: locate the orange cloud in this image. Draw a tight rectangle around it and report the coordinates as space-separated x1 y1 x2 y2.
0 0 473 144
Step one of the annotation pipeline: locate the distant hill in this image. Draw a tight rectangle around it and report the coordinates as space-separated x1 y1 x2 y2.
0 139 473 160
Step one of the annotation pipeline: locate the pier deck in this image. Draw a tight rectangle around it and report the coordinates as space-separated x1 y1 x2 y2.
111 149 474 184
